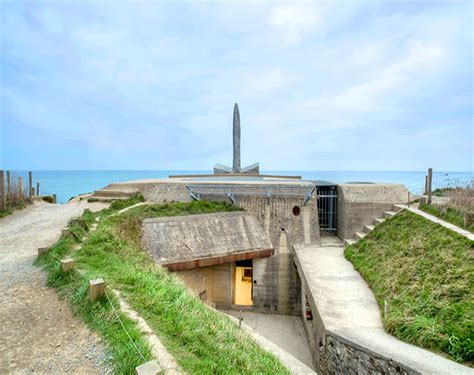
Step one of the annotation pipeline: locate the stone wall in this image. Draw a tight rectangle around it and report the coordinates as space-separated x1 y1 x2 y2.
320 333 410 375
297 259 413 374
337 183 409 240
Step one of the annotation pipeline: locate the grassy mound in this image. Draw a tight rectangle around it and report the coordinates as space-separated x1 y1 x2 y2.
36 199 287 374
345 209 473 364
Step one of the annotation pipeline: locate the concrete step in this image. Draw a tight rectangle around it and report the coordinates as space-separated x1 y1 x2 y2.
383 211 396 218
393 204 407 211
344 239 357 247
355 232 366 240
364 224 375 233
93 189 139 198
374 218 385 225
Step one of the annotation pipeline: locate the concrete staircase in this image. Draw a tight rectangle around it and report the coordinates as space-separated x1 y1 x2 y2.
90 189 140 202
344 205 403 247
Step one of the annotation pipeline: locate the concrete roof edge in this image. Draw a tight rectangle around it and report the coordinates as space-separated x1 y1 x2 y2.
142 211 247 224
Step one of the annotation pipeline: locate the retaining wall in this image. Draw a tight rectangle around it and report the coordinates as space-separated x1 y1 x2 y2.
337 183 409 240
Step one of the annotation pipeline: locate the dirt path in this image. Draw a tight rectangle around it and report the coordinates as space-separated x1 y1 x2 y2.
0 201 111 374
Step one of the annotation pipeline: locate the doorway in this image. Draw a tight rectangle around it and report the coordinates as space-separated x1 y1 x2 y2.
234 260 253 306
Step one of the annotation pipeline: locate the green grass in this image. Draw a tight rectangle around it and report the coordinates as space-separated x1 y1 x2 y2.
36 198 287 374
345 210 474 364
420 203 474 233
0 201 28 218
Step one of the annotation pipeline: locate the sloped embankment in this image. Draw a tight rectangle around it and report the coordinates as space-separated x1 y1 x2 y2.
36 199 289 374
345 209 473 365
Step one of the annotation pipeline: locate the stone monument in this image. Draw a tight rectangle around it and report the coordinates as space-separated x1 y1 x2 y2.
214 103 260 175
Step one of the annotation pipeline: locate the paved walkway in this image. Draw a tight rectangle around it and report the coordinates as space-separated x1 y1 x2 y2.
223 310 314 370
396 204 474 241
294 238 473 374
0 201 111 374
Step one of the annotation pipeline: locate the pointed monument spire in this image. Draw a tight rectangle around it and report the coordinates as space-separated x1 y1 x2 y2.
232 103 241 173
213 103 259 175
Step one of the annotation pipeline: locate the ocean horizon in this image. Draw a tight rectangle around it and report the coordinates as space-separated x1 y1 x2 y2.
6 170 473 204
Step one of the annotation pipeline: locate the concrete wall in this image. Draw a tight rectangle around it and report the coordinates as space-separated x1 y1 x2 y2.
200 193 319 315
337 183 409 240
175 263 233 309
103 180 191 202
296 259 412 374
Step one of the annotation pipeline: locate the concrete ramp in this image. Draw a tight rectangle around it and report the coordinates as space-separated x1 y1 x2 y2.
294 239 473 374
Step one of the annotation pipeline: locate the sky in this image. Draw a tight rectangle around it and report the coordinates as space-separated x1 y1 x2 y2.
1 1 472 171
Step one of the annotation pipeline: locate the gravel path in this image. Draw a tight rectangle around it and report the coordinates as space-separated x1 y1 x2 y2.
0 200 112 374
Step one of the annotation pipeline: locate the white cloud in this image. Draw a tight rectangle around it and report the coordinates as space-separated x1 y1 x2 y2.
247 68 290 94
269 4 320 45
302 42 447 114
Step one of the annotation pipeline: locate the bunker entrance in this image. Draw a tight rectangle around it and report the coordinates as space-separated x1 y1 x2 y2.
316 183 337 234
234 260 253 306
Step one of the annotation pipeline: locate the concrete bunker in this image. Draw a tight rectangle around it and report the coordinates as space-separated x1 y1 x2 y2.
141 211 274 309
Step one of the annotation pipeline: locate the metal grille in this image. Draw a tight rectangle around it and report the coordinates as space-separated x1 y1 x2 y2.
186 184 316 205
317 186 337 233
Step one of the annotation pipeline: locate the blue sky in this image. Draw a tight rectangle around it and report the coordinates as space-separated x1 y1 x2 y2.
1 1 472 171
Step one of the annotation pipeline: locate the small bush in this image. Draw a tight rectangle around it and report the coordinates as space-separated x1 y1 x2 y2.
42 195 54 203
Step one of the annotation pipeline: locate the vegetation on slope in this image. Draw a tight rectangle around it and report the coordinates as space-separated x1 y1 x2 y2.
36 198 287 374
345 210 473 364
419 203 474 233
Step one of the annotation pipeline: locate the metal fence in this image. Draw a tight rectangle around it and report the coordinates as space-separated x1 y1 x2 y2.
316 185 337 234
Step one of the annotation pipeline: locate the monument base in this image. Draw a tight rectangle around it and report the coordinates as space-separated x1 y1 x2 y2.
214 163 260 175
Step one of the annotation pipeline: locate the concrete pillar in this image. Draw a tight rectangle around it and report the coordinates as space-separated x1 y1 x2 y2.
277 230 290 315
38 247 49 257
61 258 75 272
427 168 433 205
89 278 105 302
0 170 5 211
28 171 33 197
302 205 311 244
135 360 161 375
36 182 40 196
53 194 57 204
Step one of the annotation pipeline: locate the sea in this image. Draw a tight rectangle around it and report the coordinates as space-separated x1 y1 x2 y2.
7 170 473 204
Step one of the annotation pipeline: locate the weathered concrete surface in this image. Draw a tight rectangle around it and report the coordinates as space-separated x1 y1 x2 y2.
98 177 315 203
223 311 316 374
223 310 315 371
175 263 233 309
99 176 320 315
294 238 473 374
141 212 272 268
0 200 111 374
337 183 409 240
